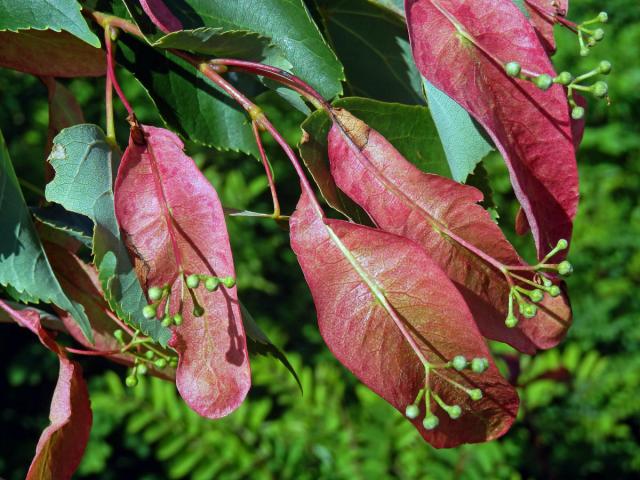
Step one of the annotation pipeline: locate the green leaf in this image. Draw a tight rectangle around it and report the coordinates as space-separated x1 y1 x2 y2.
423 79 494 182
45 124 171 345
124 0 344 99
117 34 258 156
367 0 404 16
0 127 92 341
32 204 93 249
313 0 423 104
0 0 101 47
150 27 272 59
240 304 301 392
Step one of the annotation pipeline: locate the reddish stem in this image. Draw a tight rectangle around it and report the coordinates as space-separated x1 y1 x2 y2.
65 346 121 356
105 25 134 117
252 121 281 218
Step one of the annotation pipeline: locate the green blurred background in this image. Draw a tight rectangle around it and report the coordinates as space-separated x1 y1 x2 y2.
1 1 639 478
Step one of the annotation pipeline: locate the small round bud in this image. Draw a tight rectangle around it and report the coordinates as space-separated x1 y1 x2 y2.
193 305 205 317
142 305 157 319
571 106 585 120
468 389 483 401
451 355 468 371
554 71 573 85
186 274 200 289
598 60 612 75
221 276 236 288
580 46 590 57
521 303 537 318
125 375 138 387
471 357 489 373
161 316 172 327
548 285 561 297
169 357 178 367
205 277 220 292
529 289 544 303
593 28 605 41
587 37 596 48
154 358 168 368
447 405 462 419
137 364 148 375
114 329 124 342
558 261 573 276
598 12 608 23
505 314 519 328
505 61 521 77
173 313 183 326
535 74 553 91
148 286 163 301
542 276 553 287
592 81 608 98
145 350 155 360
556 239 569 250
423 414 439 430
405 404 420 419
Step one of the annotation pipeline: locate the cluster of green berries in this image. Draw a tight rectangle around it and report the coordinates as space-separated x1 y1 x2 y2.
503 239 572 328
404 356 489 430
142 273 236 324
575 11 608 57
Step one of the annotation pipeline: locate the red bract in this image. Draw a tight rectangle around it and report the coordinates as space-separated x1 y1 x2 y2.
0 301 91 480
290 191 518 447
405 0 578 260
524 0 569 54
328 109 571 353
114 125 250 418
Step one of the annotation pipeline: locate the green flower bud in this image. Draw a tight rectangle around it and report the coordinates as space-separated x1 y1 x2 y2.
542 276 553 287
505 314 519 328
580 46 590 57
169 357 178 367
221 276 236 288
571 106 585 120
558 260 573 276
548 285 561 297
593 28 605 41
423 414 439 430
125 375 138 387
535 74 553 91
186 274 200 289
471 357 489 373
556 239 569 250
505 61 521 77
598 12 608 23
148 286 163 301
598 60 612 75
154 358 167 368
142 305 157 319
592 81 608 98
447 405 462 420
468 389 483 401
405 404 420 419
173 313 183 326
114 329 124 342
521 303 537 319
161 316 172 327
205 277 220 292
193 305 205 317
529 289 544 303
587 37 596 48
451 355 468 371
554 71 573 85
145 350 155 360
137 364 148 375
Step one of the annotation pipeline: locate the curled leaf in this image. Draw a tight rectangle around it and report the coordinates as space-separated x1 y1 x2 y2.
406 0 578 259
114 125 250 418
0 300 91 480
328 109 572 352
290 191 518 447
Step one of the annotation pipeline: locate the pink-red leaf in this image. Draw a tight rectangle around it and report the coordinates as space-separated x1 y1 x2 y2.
328 109 571 353
0 30 105 77
524 0 569 54
0 300 91 480
405 0 578 260
114 125 250 418
290 191 518 447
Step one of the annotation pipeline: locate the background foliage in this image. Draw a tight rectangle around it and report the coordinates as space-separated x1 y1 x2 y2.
1 0 638 478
